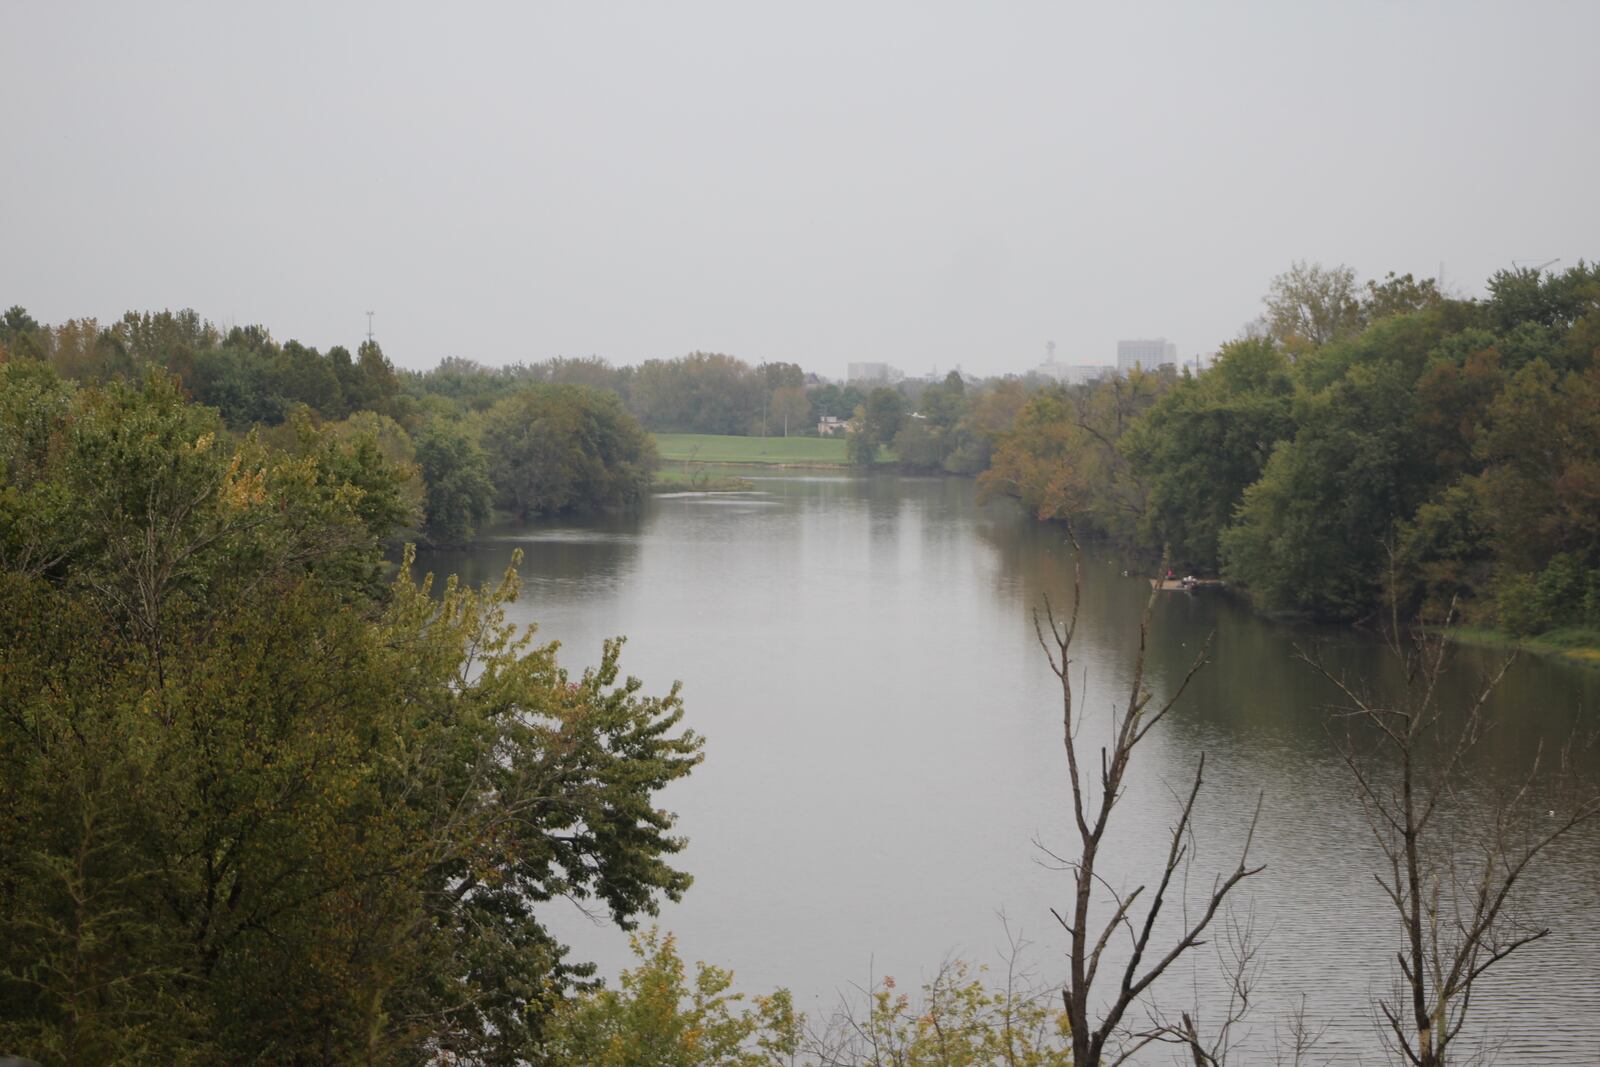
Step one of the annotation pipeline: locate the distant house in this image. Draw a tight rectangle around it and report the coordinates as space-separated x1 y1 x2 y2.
817 415 850 437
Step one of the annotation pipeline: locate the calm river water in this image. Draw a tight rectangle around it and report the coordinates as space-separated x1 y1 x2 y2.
413 470 1600 1065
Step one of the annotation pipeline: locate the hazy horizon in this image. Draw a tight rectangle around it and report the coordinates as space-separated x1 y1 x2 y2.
3 1 1596 378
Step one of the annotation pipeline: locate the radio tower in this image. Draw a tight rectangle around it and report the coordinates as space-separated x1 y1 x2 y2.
365 311 375 344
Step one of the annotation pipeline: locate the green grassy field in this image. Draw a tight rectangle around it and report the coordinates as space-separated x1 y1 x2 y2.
652 433 889 466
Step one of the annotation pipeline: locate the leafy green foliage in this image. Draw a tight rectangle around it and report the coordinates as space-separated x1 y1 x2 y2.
1220 357 1428 617
546 929 797 1067
892 371 981 474
809 959 1072 1066
983 261 1600 633
0 365 701 1065
980 371 1169 539
630 352 764 435
860 387 904 447
481 384 657 519
414 417 494 545
1123 338 1294 570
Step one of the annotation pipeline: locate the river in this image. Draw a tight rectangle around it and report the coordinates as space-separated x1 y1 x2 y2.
412 470 1600 1064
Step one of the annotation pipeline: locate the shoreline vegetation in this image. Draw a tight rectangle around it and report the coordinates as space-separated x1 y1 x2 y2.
652 431 891 467
978 261 1600 657
1442 624 1600 668
3 258 1596 651
649 467 758 493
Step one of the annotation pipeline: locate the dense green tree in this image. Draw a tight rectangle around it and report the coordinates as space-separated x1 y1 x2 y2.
844 429 878 467
1123 338 1295 570
1484 261 1600 336
1 305 44 360
806 382 864 422
885 372 973 474
920 370 967 431
349 339 401 415
629 353 762 435
415 417 494 545
278 339 347 415
1220 358 1427 618
1361 270 1443 321
0 365 700 1065
890 418 942 472
860 387 904 446
481 384 656 519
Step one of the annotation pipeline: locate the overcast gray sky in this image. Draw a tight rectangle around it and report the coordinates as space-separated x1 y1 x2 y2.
3 1 1596 378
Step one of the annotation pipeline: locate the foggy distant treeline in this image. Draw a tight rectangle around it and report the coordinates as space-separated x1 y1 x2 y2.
10 258 1595 641
980 262 1600 641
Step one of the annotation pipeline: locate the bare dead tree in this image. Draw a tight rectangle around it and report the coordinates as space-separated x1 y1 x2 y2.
1146 909 1265 1067
1271 995 1331 1067
1299 604 1600 1067
1035 523 1264 1066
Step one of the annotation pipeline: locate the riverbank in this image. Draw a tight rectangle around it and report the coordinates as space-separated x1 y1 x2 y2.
1444 625 1600 668
652 432 892 467
650 468 756 493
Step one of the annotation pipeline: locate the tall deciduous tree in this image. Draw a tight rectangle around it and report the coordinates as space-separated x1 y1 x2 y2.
481 384 656 519
1264 260 1363 351
0 364 700 1065
1123 338 1294 570
415 417 494 546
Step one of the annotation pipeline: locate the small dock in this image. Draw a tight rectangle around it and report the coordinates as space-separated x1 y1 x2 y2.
1150 577 1225 592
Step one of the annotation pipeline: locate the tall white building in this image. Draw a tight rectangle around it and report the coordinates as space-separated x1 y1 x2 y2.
1116 338 1178 374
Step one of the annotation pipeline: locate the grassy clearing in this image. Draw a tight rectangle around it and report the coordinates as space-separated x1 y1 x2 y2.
650 469 757 493
652 433 890 466
1444 625 1600 668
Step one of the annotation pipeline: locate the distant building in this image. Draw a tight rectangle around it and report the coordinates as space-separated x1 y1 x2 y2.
847 361 903 385
1064 364 1116 385
1116 338 1178 375
817 415 849 437
1033 360 1114 385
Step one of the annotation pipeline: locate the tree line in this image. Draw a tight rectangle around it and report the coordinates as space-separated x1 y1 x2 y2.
0 307 1058 548
981 262 1600 642
12 258 1595 644
0 310 657 548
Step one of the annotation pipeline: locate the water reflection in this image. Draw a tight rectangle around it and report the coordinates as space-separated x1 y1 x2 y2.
412 471 1600 1065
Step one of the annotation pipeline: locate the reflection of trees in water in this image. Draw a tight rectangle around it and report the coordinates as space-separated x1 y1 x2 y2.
979 508 1600 1062
408 507 650 594
975 507 1600 799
